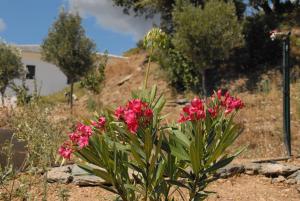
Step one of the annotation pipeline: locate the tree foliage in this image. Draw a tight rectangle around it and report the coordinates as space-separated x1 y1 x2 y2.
172 0 244 94
42 9 96 109
80 52 108 94
250 0 299 15
112 0 245 33
0 42 23 106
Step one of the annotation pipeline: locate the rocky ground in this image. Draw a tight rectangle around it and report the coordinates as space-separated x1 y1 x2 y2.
4 159 300 200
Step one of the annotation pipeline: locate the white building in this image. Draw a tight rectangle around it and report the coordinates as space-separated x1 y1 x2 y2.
13 44 69 96
3 44 127 102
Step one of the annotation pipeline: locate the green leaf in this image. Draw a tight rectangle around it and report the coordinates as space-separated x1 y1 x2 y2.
149 85 157 104
166 179 190 190
78 163 113 184
190 142 201 174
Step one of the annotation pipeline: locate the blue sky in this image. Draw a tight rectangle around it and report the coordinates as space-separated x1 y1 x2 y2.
0 0 157 55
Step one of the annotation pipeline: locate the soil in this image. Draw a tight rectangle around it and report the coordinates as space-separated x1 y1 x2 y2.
2 174 300 200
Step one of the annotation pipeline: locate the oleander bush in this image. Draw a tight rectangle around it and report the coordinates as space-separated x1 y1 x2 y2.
59 28 245 201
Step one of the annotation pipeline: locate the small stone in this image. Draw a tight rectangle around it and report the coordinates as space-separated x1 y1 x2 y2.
285 179 297 185
287 170 300 185
175 99 189 105
117 74 132 86
271 175 286 184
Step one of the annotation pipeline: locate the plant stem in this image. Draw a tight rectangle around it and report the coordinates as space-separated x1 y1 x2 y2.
143 46 154 90
70 81 74 113
190 176 199 201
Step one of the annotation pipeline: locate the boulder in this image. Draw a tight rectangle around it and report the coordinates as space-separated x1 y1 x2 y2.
244 163 261 175
258 163 299 177
0 129 26 170
73 175 105 186
47 165 73 184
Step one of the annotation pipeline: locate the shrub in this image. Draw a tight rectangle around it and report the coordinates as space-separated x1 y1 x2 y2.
159 48 200 92
243 14 281 66
80 52 108 94
59 88 244 201
10 104 67 168
169 90 244 200
172 0 244 95
60 86 171 200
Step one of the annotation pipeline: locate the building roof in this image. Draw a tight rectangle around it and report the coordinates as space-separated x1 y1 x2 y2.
16 44 41 53
14 44 128 59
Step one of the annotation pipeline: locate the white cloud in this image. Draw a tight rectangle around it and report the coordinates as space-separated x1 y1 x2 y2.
68 0 159 40
0 18 6 32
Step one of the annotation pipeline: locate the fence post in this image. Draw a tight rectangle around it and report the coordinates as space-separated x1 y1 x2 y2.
282 32 291 157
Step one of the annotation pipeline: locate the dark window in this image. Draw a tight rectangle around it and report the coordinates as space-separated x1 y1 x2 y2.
26 65 35 79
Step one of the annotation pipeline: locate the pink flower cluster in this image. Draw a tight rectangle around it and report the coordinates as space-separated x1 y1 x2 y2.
59 116 106 159
178 89 244 123
115 99 153 133
220 91 244 115
178 97 206 123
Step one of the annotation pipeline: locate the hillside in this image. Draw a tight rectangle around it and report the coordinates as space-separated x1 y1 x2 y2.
47 51 300 160
3 51 300 201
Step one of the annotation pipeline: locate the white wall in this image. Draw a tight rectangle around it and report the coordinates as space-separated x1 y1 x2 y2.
21 57 68 96
4 56 68 98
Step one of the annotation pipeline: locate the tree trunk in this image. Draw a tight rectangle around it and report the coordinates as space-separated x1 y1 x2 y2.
70 80 74 112
1 91 4 107
260 2 273 15
201 69 207 97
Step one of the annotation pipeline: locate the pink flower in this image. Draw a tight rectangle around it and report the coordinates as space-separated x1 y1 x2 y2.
78 136 89 149
115 106 124 120
124 110 137 124
115 99 154 134
217 89 222 100
208 106 218 118
144 108 153 118
98 117 106 126
127 99 143 113
92 116 106 129
127 122 138 134
178 98 206 122
178 113 188 123
76 123 92 137
225 108 233 115
191 97 203 110
59 143 73 159
195 109 206 120
68 132 80 143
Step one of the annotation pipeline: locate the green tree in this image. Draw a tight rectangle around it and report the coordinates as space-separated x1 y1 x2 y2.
172 0 244 95
42 9 96 109
112 0 245 33
0 42 23 106
250 0 299 15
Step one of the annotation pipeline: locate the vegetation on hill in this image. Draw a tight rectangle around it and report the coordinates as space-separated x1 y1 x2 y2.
113 0 300 94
